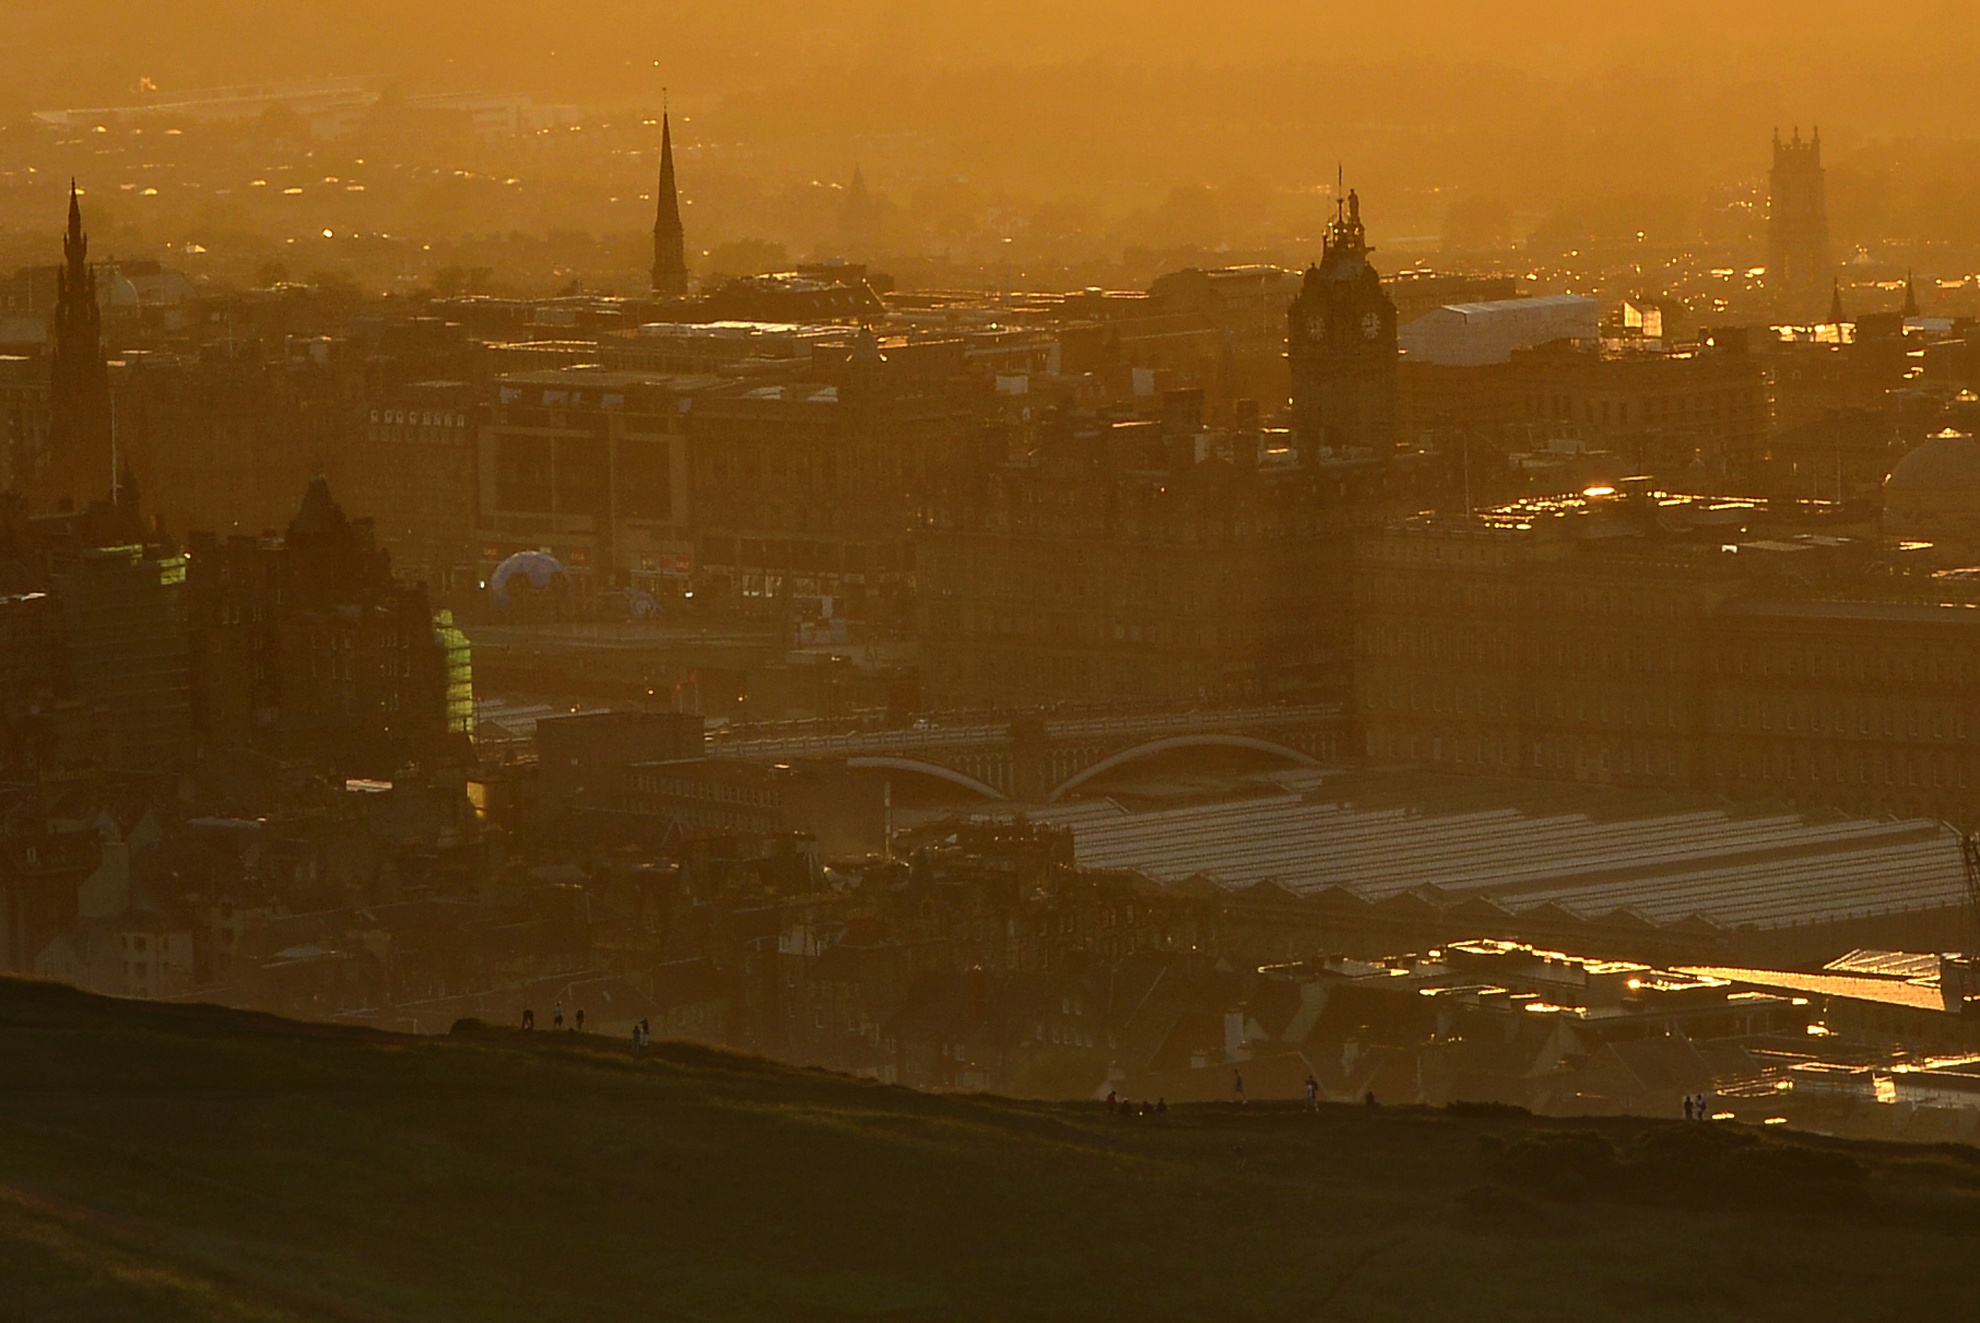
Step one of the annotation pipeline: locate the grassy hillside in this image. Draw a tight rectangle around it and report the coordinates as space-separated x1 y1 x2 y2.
4 980 1980 1321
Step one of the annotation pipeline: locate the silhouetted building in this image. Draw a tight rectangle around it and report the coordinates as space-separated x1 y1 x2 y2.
122 336 353 539
537 709 704 811
1288 190 1398 458
692 267 887 324
840 164 882 255
185 478 467 776
1769 128 1833 319
690 329 974 626
651 113 688 297
0 354 51 494
1883 429 1980 559
349 380 478 592
1353 490 1980 826
919 404 1384 707
1145 264 1302 412
475 369 702 595
42 184 112 510
51 538 192 770
1397 337 1771 490
0 803 100 975
625 757 886 857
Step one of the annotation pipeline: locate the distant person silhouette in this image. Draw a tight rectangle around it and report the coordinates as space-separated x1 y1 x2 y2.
1155 1097 1167 1113
1684 1096 1695 1121
575 1008 585 1033
553 1002 564 1030
1305 1074 1319 1111
522 1008 534 1031
1233 1068 1245 1104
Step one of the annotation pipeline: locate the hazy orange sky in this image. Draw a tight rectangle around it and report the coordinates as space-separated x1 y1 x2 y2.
5 2 1979 266
8 1 1975 124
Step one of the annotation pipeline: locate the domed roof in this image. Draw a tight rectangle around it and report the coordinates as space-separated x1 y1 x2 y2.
489 551 567 608
1887 430 1980 493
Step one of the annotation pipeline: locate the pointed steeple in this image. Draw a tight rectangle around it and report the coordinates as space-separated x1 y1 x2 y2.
44 181 111 509
842 163 880 253
651 112 688 297
1902 269 1920 319
1828 279 1845 325
65 179 86 271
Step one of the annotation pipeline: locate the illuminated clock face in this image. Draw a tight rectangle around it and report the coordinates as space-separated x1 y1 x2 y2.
1362 311 1382 340
1306 313 1326 340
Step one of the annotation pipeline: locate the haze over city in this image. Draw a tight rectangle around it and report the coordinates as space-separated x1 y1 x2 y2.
6 3 1980 1319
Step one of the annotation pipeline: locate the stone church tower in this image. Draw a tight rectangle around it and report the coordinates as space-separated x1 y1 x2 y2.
1768 127 1833 320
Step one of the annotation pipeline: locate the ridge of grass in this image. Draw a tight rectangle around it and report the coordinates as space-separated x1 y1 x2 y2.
3 978 1979 1321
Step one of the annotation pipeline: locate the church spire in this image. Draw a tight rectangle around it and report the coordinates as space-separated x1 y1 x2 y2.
65 178 86 272
651 112 688 297
1902 269 1920 319
1828 278 1845 325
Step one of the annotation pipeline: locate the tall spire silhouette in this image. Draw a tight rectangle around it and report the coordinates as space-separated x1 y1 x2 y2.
651 112 688 297
43 180 111 507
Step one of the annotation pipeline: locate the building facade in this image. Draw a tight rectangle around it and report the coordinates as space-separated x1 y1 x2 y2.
919 409 1383 708
1353 493 1980 826
475 369 699 597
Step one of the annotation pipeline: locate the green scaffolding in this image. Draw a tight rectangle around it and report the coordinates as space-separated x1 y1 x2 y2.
432 609 474 737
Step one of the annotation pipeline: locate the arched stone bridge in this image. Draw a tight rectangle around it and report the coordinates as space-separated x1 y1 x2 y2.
706 704 1348 802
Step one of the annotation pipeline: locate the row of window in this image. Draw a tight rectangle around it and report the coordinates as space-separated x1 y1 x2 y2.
631 776 778 808
1716 699 1972 740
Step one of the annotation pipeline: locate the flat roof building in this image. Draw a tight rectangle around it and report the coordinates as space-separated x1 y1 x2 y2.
1399 295 1602 367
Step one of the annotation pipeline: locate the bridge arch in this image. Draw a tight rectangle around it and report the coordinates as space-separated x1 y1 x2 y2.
847 756 1008 800
1046 734 1322 803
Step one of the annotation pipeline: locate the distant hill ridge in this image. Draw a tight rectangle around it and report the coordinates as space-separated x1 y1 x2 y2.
3 976 1980 1321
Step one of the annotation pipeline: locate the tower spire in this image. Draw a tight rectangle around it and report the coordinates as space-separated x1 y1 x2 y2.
65 178 86 272
651 110 688 297
44 181 111 510
1902 268 1920 319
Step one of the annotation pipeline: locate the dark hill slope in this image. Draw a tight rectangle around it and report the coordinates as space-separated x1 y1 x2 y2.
2 979 1979 1322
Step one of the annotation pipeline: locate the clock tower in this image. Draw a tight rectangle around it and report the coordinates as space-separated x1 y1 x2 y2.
1288 188 1397 459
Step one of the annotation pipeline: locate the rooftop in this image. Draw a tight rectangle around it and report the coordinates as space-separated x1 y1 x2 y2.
1018 769 1967 932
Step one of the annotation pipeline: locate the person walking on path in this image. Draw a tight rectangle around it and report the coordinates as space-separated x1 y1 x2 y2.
553 1002 564 1031
1304 1074 1319 1112
575 1008 585 1033
522 1008 534 1031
